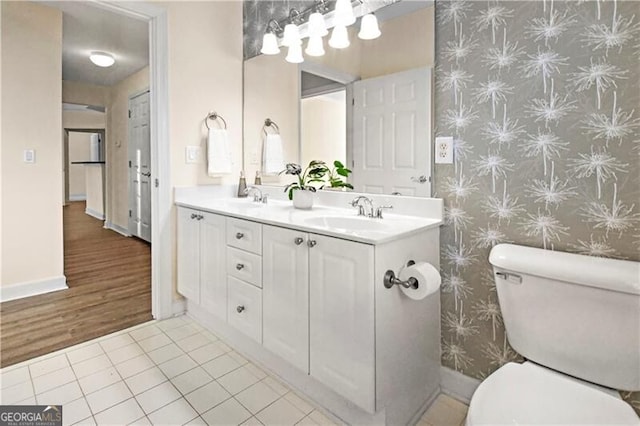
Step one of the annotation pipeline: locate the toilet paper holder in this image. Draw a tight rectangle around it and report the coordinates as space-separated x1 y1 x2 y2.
384 260 419 289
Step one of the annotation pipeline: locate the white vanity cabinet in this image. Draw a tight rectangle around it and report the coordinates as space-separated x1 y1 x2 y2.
262 225 310 374
262 226 375 411
177 207 227 320
308 234 375 413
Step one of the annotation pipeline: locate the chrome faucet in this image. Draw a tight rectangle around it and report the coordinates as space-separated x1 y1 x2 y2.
244 186 263 203
350 196 374 217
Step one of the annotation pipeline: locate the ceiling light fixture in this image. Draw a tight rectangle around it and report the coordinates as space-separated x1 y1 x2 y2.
89 51 115 67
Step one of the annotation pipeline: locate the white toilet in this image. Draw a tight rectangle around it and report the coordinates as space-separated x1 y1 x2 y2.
466 244 640 425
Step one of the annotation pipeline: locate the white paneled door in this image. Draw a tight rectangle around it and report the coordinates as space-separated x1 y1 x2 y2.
128 90 151 242
262 225 310 373
309 234 375 413
351 67 431 196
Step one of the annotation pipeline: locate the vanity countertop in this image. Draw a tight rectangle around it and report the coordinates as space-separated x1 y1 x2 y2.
175 195 442 245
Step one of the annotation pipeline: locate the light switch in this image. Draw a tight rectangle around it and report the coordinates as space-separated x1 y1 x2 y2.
185 146 200 164
435 137 454 164
23 149 35 163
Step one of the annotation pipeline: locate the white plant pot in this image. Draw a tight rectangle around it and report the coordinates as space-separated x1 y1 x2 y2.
292 189 314 209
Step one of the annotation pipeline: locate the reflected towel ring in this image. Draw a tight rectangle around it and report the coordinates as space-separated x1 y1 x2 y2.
205 112 227 130
262 118 280 136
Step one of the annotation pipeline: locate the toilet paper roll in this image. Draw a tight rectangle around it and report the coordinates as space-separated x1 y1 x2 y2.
398 262 441 300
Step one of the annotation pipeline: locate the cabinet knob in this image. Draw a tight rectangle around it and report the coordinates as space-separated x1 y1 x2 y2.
307 240 317 248
190 213 197 219
237 305 245 313
294 237 304 245
197 215 203 220
236 263 245 270
236 232 244 239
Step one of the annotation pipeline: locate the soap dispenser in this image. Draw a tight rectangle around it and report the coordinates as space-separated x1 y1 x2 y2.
254 171 262 185
237 171 248 198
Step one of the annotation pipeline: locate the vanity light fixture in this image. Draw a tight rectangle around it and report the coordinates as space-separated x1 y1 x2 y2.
329 25 350 49
334 0 356 27
286 43 304 63
261 19 282 55
358 13 381 40
281 9 303 47
89 51 115 67
305 36 325 57
308 11 328 37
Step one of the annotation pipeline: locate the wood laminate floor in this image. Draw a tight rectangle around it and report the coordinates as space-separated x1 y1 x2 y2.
0 201 152 367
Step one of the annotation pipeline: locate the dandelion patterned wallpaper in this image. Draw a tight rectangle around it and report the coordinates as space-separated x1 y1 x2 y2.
433 0 640 412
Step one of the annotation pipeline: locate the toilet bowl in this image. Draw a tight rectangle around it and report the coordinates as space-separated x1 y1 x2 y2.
466 244 640 425
466 362 639 425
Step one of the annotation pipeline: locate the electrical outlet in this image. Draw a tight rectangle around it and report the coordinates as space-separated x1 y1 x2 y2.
435 136 454 164
185 146 200 164
23 149 35 164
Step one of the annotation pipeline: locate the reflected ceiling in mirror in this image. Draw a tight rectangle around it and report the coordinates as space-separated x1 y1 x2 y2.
243 0 434 197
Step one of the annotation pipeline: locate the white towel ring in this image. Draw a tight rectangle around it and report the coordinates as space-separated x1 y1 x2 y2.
262 118 280 136
205 111 227 130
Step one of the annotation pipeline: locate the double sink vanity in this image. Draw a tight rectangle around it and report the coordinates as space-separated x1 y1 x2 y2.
175 186 443 425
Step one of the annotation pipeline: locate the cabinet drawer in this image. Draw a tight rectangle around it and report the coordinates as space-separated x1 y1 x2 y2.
227 276 262 343
227 218 262 255
227 247 262 288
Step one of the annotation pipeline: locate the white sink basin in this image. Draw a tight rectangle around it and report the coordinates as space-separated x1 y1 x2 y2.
304 216 391 231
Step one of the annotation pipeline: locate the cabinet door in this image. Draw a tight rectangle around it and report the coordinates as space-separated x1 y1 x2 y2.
177 207 200 302
309 234 375 413
262 225 309 373
200 212 227 319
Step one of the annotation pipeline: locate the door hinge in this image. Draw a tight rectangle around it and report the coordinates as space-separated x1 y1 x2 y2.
128 160 131 168
155 178 159 188
352 98 355 106
129 210 132 217
128 110 132 118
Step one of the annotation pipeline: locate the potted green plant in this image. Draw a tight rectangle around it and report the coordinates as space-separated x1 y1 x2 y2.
281 161 328 209
322 160 353 191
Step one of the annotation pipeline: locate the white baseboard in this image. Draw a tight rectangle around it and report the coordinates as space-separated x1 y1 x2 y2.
440 366 481 404
104 221 131 237
0 276 68 303
85 208 105 221
69 194 86 201
172 299 186 317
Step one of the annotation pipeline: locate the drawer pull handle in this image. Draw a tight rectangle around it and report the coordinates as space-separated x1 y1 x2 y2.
237 305 245 313
236 232 244 239
294 237 304 245
236 263 245 270
307 240 317 248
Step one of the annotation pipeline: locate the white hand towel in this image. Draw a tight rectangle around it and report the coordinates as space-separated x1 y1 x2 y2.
263 133 284 175
207 128 232 176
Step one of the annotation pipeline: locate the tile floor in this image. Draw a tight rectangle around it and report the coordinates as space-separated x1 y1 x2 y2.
0 316 468 426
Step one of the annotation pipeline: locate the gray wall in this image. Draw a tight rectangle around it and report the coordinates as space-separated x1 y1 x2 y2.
434 0 639 412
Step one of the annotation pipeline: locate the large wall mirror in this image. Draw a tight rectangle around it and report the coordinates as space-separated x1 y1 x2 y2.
243 0 434 197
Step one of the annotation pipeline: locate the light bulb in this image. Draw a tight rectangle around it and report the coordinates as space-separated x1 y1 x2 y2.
334 0 355 27
282 23 301 47
358 13 381 40
308 12 328 37
260 33 280 55
89 52 115 67
329 25 350 49
285 43 304 63
305 36 325 57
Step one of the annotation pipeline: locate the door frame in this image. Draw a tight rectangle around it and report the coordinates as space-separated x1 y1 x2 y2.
92 0 172 320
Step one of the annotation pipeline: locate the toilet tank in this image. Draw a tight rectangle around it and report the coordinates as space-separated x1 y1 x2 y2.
489 244 640 391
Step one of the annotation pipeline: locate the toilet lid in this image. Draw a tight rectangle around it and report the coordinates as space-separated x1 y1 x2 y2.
467 362 640 425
